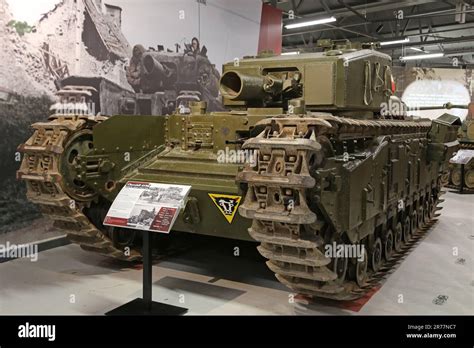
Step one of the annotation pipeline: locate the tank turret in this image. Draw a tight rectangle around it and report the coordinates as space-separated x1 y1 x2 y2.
135 47 222 114
220 43 395 118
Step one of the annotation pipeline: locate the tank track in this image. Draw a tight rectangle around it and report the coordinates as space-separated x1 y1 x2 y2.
17 115 141 261
238 115 444 300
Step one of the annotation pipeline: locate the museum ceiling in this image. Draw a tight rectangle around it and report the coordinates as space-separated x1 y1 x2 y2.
269 0 474 67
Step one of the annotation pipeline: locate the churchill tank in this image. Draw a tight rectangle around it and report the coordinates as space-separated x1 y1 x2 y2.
17 40 460 300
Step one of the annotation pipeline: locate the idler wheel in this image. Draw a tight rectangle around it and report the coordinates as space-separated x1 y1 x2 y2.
60 129 96 202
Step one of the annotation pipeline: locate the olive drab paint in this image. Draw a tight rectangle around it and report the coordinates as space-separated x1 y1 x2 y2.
17 39 462 300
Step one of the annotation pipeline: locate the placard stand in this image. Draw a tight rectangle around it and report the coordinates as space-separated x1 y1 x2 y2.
459 163 467 194
105 230 188 315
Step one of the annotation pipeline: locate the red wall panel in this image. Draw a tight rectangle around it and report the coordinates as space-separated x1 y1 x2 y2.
258 3 282 55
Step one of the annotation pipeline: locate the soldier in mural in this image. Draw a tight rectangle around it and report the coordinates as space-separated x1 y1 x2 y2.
126 44 146 92
190 37 201 55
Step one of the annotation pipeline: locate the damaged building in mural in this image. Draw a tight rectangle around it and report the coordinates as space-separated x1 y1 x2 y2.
34 0 131 89
0 0 132 239
1 0 132 96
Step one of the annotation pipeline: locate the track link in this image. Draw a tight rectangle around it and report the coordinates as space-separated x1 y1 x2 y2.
17 115 141 261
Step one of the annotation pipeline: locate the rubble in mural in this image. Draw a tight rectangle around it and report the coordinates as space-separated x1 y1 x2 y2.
0 0 132 97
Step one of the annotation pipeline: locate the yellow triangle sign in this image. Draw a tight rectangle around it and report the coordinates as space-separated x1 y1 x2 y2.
208 193 241 224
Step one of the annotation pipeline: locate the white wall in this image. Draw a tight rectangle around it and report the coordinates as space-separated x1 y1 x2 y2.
400 68 472 120
109 0 262 72
402 80 470 119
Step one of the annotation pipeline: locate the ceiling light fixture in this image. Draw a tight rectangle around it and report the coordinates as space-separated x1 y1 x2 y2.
285 16 336 30
409 47 427 52
400 53 444 61
380 37 410 46
281 51 300 55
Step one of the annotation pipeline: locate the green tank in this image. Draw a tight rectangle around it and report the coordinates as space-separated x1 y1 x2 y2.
17 40 461 300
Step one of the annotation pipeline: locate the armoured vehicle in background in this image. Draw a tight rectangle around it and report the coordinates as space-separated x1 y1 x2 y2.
17 40 460 300
448 104 474 191
135 44 223 115
56 43 223 116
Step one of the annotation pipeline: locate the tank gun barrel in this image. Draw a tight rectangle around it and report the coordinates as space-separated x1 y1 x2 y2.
417 102 469 110
140 52 176 94
220 71 283 101
142 53 168 78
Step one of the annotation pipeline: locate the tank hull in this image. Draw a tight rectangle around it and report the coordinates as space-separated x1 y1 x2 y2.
237 115 459 299
17 46 462 300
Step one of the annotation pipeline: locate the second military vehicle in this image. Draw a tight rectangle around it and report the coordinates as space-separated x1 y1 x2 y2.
448 103 474 191
55 43 223 117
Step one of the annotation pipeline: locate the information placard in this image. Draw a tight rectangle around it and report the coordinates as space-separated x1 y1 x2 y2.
450 149 474 165
103 181 191 233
